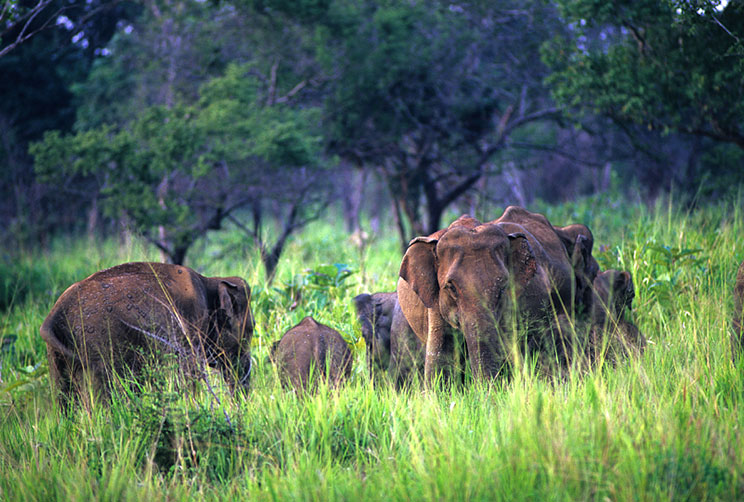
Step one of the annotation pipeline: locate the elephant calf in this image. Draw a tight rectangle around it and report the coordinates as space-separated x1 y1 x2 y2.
271 316 352 391
588 269 644 361
40 262 254 410
733 260 744 356
353 292 424 386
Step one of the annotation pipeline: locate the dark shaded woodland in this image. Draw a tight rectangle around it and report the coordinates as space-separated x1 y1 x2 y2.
2 0 742 262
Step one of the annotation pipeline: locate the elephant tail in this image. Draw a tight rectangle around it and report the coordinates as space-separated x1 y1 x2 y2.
40 315 79 361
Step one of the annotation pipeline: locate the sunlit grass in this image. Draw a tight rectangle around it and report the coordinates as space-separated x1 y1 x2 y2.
1 193 743 500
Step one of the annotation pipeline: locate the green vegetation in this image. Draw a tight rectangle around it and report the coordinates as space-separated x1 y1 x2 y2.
1 194 743 500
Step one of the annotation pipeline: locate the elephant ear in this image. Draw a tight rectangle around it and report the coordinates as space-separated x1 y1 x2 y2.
399 236 439 309
614 270 634 308
353 293 375 344
571 235 592 297
571 234 590 275
508 233 537 287
218 279 251 331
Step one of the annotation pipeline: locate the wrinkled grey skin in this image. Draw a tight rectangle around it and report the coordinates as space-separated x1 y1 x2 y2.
353 292 424 386
588 269 644 360
398 206 595 383
271 316 352 391
732 260 744 356
40 262 254 410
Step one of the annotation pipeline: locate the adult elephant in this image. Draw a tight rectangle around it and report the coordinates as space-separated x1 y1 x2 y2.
397 206 592 383
41 262 254 409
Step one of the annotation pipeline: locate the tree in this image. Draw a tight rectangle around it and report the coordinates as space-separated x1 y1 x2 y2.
321 0 566 245
32 62 329 272
0 0 135 59
545 1 744 150
0 0 138 240
196 62 330 281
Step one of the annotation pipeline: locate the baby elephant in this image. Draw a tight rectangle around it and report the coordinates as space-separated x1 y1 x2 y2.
353 292 424 386
732 260 744 356
271 316 353 391
588 269 644 361
40 262 254 410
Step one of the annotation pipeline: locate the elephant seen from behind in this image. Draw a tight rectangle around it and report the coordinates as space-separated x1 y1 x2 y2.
40 262 254 410
271 316 353 391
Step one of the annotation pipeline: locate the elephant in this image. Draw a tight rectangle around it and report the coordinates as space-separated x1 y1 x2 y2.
554 223 600 314
732 260 744 356
353 291 424 386
40 262 254 410
541 269 641 372
271 316 353 391
587 269 644 361
398 206 597 383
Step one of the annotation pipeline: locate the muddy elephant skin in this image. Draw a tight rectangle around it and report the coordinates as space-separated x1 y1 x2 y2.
272 316 352 391
398 206 596 383
40 262 254 409
353 291 424 386
733 260 744 355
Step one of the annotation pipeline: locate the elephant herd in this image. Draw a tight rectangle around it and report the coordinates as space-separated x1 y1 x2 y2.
39 206 744 409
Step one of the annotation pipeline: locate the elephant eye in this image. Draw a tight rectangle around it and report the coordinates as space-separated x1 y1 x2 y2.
444 281 458 299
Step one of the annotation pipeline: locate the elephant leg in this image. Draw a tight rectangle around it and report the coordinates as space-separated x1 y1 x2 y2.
424 310 457 386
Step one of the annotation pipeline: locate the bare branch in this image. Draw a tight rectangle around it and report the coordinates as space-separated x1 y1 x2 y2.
1 0 127 59
710 13 740 43
275 79 307 103
267 60 279 106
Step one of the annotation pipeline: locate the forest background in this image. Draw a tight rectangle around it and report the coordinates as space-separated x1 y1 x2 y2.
1 0 742 270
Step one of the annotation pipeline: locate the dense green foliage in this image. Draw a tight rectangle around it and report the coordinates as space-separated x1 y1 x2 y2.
545 0 744 192
1 196 743 499
6 0 741 253
31 63 326 266
547 1 744 146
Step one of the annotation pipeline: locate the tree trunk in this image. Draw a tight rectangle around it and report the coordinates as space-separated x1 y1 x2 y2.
425 199 446 236
391 196 408 253
87 197 99 241
171 246 188 266
262 247 282 285
342 165 366 234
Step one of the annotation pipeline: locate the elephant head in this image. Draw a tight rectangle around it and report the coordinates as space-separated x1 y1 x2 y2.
590 269 635 328
398 207 576 382
40 262 254 410
353 291 424 386
353 292 396 372
554 223 600 313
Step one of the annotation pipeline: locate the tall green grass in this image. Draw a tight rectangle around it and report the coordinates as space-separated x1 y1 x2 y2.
1 194 743 500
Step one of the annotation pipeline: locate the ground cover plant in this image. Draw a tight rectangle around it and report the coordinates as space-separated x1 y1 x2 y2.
1 193 743 501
